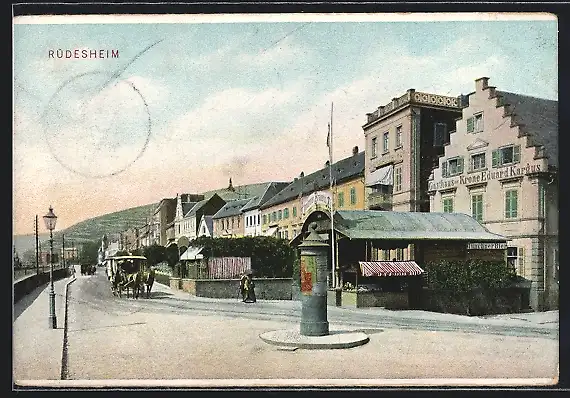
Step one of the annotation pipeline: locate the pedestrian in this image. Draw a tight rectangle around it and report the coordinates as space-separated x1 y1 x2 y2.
239 273 248 302
244 271 256 303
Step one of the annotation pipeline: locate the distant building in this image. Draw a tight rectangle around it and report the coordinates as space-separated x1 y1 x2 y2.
260 147 366 241
428 77 558 311
212 198 251 238
197 215 214 237
241 182 290 237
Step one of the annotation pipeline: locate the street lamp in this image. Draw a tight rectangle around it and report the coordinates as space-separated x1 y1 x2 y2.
43 206 57 329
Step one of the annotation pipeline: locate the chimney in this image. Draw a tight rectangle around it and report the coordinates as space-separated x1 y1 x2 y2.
325 160 330 168
352 146 359 156
475 77 489 92
299 171 304 178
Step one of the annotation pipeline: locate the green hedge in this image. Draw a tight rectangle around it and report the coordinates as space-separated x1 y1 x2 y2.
421 259 524 315
423 259 517 292
190 236 295 278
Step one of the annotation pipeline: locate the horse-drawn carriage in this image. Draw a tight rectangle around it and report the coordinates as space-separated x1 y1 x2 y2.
80 263 96 275
106 255 155 299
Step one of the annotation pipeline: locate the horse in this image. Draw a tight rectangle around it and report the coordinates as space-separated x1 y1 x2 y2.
120 272 142 299
138 268 156 298
111 269 123 297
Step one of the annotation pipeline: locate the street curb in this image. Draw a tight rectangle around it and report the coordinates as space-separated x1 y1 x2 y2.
259 329 370 350
60 275 76 380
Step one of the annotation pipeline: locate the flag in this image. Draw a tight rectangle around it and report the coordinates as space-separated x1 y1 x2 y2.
326 123 330 148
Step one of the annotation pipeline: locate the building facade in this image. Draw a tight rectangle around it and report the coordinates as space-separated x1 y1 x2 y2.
363 89 464 212
242 182 290 237
212 198 250 238
260 147 365 240
182 194 227 241
428 77 558 310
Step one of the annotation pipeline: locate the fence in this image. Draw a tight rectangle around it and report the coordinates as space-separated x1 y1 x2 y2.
206 257 251 279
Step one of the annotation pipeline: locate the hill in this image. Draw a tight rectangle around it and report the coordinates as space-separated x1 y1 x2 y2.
24 203 158 254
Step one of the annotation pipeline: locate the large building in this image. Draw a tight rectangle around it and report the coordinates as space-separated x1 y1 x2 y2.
260 147 365 241
242 182 290 237
428 77 558 311
363 89 465 212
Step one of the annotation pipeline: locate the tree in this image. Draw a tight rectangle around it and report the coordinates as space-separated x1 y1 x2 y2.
142 244 166 267
79 240 100 265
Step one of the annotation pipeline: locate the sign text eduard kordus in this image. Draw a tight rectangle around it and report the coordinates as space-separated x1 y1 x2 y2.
429 162 542 191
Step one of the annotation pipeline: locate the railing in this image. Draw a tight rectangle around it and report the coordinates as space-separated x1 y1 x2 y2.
368 192 393 210
13 264 67 282
366 90 461 125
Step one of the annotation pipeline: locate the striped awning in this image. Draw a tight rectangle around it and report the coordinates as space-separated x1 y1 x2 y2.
359 261 424 277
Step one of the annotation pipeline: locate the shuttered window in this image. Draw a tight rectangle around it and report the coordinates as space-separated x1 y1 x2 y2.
443 197 454 213
471 194 484 222
350 187 357 205
466 117 474 133
492 145 521 168
505 190 518 219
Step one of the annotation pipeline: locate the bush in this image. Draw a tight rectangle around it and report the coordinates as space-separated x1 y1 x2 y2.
423 259 516 292
190 236 295 278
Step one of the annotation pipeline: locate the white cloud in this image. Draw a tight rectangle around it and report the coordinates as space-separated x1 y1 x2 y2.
236 36 311 67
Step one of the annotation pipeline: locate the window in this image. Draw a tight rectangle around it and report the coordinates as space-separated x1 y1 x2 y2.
338 192 345 208
442 157 464 177
396 248 404 261
470 152 486 171
505 189 518 219
394 166 402 192
263 214 267 224
507 247 525 276
272 212 277 222
284 230 289 240
278 210 282 220
434 123 447 147
395 125 403 148
471 193 483 222
293 206 297 217
539 184 546 218
466 113 484 133
257 214 260 225
350 187 357 205
371 137 378 158
492 145 521 167
231 218 235 229
443 197 454 213
382 132 389 153
371 184 392 194
284 208 289 219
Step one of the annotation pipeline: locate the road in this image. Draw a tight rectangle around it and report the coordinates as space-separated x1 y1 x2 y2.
62 267 558 384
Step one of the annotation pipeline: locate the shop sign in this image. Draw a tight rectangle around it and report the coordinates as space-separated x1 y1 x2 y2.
301 190 332 215
428 162 542 191
467 242 507 250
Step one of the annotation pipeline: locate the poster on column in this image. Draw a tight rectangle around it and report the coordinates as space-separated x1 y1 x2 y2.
300 255 316 295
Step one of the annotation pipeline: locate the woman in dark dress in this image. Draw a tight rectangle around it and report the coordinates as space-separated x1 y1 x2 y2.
244 274 256 303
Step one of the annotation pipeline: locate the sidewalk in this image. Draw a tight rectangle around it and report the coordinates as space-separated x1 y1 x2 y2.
13 274 74 383
150 281 559 330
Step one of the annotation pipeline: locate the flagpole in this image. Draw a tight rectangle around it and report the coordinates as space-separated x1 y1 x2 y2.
328 102 336 290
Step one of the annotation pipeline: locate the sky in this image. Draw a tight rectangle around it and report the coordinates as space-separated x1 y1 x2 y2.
12 13 558 235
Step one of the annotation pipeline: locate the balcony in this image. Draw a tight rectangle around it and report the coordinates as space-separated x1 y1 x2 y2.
368 192 393 210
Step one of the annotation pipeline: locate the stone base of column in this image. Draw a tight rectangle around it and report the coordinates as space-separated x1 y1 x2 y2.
300 321 329 337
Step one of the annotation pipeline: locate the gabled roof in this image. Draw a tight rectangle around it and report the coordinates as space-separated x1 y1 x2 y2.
212 198 251 220
184 193 225 218
333 210 506 242
182 201 199 216
199 215 214 233
496 91 558 168
202 182 272 202
260 152 365 209
241 181 290 212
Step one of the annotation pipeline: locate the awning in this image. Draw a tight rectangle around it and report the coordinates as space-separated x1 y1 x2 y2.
264 226 278 237
366 165 393 187
180 246 204 261
359 261 424 277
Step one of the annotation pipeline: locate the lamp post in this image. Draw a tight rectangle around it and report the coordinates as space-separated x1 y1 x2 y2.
43 206 57 329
